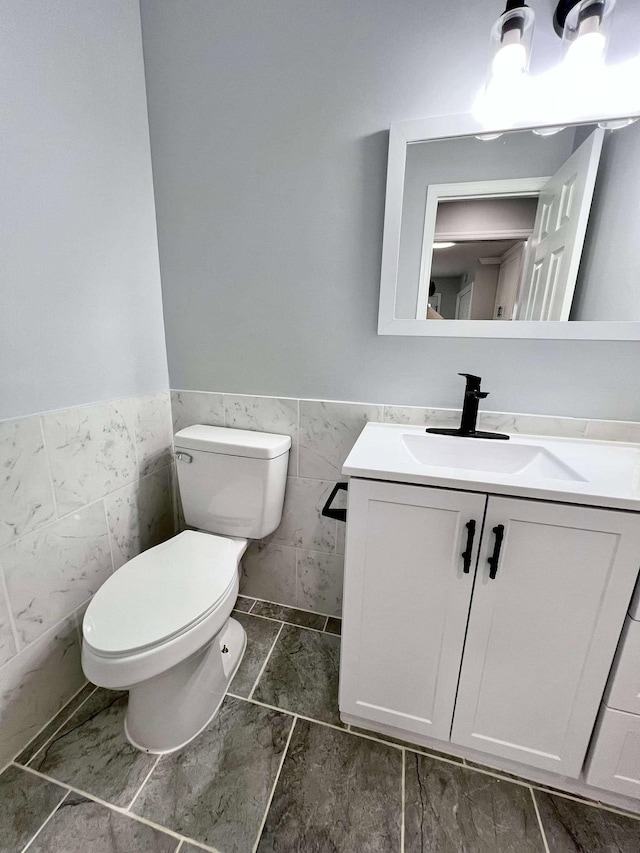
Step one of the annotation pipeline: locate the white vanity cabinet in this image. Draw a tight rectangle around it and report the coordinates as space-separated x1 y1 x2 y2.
340 477 640 779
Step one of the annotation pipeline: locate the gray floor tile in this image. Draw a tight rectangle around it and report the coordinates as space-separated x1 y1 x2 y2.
28 687 158 807
0 764 67 853
251 600 326 630
27 793 179 853
233 595 255 613
132 695 293 853
253 624 341 725
257 719 402 852
325 616 341 635
229 611 281 698
535 791 640 852
404 752 546 853
15 683 95 765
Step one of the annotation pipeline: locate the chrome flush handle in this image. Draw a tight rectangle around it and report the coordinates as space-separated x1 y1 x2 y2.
176 452 193 463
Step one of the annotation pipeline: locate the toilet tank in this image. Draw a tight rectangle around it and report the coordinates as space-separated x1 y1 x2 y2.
174 425 290 539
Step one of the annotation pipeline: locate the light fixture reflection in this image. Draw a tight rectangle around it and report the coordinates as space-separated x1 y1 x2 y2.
432 242 456 250
533 125 567 136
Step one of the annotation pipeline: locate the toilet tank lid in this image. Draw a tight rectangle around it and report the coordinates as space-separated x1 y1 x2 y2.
174 424 291 459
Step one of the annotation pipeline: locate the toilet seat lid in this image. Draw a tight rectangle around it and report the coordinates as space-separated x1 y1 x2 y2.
83 531 237 656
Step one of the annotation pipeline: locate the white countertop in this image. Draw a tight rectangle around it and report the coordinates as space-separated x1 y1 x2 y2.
342 423 640 512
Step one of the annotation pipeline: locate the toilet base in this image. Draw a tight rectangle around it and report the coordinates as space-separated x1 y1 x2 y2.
124 617 246 754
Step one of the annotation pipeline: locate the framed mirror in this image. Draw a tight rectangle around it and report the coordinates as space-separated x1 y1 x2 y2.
378 113 640 338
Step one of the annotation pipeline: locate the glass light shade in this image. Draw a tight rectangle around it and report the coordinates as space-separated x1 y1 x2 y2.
562 0 616 74
489 5 535 83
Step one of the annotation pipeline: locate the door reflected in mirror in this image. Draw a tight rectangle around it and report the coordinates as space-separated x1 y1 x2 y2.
395 121 640 323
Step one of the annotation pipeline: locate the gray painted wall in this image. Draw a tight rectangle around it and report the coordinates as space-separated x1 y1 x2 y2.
572 121 640 322
140 0 640 420
432 278 462 321
1 0 169 421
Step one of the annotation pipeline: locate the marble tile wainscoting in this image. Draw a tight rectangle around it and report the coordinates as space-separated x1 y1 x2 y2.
171 389 640 617
0 393 175 766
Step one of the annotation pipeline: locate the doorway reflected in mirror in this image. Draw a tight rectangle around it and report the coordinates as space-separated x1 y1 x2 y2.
393 120 640 323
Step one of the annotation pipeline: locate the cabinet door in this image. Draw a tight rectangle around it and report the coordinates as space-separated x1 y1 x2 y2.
339 478 486 740
451 496 640 777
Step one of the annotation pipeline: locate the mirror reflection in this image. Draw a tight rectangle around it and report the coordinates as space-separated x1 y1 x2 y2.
396 121 640 322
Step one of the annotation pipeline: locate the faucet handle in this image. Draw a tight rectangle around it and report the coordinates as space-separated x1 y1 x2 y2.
458 373 482 384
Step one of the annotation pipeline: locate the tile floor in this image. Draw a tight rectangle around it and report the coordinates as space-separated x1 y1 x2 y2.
4 595 640 853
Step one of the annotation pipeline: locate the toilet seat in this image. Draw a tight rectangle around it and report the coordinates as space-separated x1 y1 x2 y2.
83 530 238 657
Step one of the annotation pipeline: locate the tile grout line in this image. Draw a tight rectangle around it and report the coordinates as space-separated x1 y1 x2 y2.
322 616 329 631
126 754 162 812
127 397 141 482
401 748 406 853
457 757 640 819
19 790 68 853
530 787 551 853
446 759 640 822
102 499 117 575
233 690 473 766
251 715 298 853
13 763 200 849
14 683 98 766
38 414 60 520
528 785 640 822
238 609 332 635
2 393 148 428
0 459 175 557
238 592 342 624
294 546 301 612
245 591 337 620
248 622 284 700
0 558 21 654
228 693 400 748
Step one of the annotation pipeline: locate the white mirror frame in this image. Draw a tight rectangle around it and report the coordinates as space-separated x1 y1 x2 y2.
378 112 640 339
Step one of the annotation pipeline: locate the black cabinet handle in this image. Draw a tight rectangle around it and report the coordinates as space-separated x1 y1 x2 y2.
461 520 476 573
487 524 505 579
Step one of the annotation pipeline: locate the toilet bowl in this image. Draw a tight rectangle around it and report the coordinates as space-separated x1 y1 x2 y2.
82 424 291 754
82 530 249 753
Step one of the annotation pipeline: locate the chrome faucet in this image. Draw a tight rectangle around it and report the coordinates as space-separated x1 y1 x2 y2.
426 373 509 440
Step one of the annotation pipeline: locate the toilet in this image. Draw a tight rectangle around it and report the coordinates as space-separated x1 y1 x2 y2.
81 424 290 754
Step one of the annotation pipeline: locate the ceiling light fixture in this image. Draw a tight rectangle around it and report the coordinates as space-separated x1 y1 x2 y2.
559 0 616 75
478 0 633 131
490 0 535 84
432 242 456 249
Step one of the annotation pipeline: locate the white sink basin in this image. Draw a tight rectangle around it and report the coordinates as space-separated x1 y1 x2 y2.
342 423 640 511
401 434 587 482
